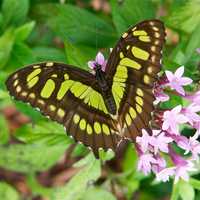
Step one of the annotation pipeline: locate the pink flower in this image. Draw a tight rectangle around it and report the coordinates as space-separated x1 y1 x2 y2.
153 78 169 104
154 87 169 104
169 148 196 183
185 91 200 106
181 104 200 125
156 167 175 182
174 160 196 183
165 66 193 95
88 52 107 72
150 132 173 154
181 136 200 160
137 153 157 175
152 154 167 173
162 105 188 135
136 129 152 152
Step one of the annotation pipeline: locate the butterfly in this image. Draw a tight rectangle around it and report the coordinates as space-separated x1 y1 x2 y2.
6 19 165 158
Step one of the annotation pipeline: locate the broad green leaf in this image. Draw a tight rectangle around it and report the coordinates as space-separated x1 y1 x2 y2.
72 143 88 157
166 0 200 34
0 89 12 109
33 3 117 47
110 0 156 34
81 187 116 200
7 42 36 70
15 121 71 146
0 143 67 173
122 143 137 172
189 178 200 190
0 28 15 69
65 40 96 69
0 114 9 144
73 152 95 168
51 153 101 200
1 0 29 28
170 182 180 200
118 172 140 199
179 181 195 200
14 100 44 122
184 23 200 65
15 21 36 42
0 13 3 29
0 182 19 200
33 46 66 62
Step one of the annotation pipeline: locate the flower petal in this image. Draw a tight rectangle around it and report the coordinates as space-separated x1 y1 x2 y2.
165 70 174 82
180 77 193 85
175 66 184 78
95 52 105 65
88 61 96 69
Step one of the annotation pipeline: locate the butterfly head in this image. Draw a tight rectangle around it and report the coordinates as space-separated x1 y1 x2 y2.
88 52 107 74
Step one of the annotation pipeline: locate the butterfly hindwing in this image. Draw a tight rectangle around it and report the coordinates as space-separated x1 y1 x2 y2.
105 19 165 140
6 62 121 156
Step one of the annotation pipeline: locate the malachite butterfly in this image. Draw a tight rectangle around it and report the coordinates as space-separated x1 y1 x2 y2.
6 19 166 157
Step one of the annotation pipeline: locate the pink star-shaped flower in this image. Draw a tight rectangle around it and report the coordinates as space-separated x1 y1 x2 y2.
152 154 167 174
162 105 188 135
88 52 107 72
137 153 157 175
181 103 200 125
174 160 196 183
153 87 169 104
136 129 152 153
165 66 192 96
150 132 173 154
156 167 176 182
185 91 200 106
179 135 200 161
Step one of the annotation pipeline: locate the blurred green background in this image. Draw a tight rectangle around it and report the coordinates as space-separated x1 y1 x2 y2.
0 0 200 200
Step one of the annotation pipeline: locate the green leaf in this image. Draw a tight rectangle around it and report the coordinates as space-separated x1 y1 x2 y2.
166 0 200 34
15 21 36 42
179 181 195 200
65 40 96 69
189 178 200 190
110 0 156 34
0 182 19 200
15 121 70 146
184 23 200 64
0 114 9 145
7 42 36 70
33 3 117 47
51 153 101 200
0 28 15 69
122 143 138 172
81 187 116 200
33 46 66 62
0 143 67 173
1 0 29 28
170 182 180 200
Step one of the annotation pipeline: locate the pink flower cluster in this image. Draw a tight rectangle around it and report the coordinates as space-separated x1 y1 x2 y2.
136 66 200 183
87 51 200 183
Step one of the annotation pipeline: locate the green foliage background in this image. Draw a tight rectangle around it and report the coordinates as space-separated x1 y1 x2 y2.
0 0 200 199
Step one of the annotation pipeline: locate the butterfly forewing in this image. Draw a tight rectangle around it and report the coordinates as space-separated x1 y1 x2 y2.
6 62 121 157
105 19 165 140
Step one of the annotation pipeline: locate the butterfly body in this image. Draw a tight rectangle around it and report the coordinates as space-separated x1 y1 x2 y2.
6 19 166 157
95 64 117 115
